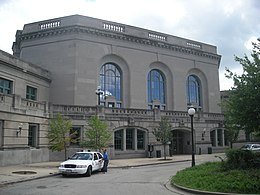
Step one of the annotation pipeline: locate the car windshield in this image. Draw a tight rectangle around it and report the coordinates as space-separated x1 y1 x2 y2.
70 153 93 160
241 145 250 149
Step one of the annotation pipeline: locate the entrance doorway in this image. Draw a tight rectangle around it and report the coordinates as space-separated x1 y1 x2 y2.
170 130 190 155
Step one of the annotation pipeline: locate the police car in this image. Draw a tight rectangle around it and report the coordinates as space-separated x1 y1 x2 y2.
59 151 104 177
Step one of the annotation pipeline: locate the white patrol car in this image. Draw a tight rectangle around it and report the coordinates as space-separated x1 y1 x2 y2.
59 151 104 177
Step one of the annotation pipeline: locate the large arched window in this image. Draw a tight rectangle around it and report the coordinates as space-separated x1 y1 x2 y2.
147 69 165 109
100 63 121 107
186 75 201 106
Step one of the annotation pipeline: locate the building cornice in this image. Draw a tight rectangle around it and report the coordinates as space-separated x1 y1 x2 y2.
16 25 221 63
0 50 51 82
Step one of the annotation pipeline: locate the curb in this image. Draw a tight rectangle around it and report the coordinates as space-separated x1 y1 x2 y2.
109 159 190 169
171 182 257 195
0 172 60 188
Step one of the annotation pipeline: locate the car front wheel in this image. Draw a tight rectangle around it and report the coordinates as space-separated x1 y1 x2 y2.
85 166 92 177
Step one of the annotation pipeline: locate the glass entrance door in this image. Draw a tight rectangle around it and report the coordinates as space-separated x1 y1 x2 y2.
170 131 184 154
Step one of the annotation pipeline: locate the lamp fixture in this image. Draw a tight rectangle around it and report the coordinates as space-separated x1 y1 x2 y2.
17 123 23 137
188 105 196 167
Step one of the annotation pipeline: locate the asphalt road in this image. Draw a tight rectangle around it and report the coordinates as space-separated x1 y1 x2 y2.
0 161 196 195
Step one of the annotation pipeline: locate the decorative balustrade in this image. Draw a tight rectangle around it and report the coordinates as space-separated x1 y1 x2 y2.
51 104 97 114
51 105 223 124
106 107 154 116
0 94 224 124
186 42 202 49
40 21 61 30
0 94 13 105
0 94 47 116
103 23 125 32
148 33 167 41
21 98 47 111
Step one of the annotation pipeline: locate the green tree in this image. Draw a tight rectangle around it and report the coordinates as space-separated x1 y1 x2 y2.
225 38 260 138
81 116 111 151
153 117 172 160
223 116 240 148
47 113 76 160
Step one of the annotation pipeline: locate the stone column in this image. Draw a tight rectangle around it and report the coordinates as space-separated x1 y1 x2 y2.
134 128 137 151
222 129 225 146
123 129 126 151
215 129 218 146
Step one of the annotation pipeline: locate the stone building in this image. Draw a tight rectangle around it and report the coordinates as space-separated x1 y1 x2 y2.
0 15 238 166
0 50 51 166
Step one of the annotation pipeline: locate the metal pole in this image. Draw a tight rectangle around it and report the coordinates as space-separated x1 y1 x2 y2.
98 93 100 105
96 128 98 151
191 115 195 167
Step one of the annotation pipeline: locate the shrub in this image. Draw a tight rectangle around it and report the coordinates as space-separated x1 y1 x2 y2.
223 149 260 169
172 161 260 194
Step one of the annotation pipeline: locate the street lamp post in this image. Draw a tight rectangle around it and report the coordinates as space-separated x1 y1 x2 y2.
188 106 196 167
95 86 103 105
95 86 103 151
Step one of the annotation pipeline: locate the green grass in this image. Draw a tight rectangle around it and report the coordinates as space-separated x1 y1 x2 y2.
171 162 260 194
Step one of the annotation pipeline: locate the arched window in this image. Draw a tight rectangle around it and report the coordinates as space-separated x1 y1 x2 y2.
147 69 165 109
186 75 201 106
100 63 121 107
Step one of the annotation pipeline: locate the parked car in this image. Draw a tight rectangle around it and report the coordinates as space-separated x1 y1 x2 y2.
240 144 260 152
59 151 104 177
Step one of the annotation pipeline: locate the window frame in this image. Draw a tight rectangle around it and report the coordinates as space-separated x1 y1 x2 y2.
126 128 134 150
28 124 38 148
137 130 145 150
186 75 201 106
26 85 37 101
114 129 123 150
100 63 122 108
0 77 13 95
147 69 166 109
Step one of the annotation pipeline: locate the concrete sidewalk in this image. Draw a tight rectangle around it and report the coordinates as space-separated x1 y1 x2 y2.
0 154 222 187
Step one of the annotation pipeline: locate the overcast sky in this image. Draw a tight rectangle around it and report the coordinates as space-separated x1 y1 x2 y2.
0 0 259 90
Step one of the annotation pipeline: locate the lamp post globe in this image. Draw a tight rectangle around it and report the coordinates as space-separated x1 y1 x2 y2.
188 106 196 167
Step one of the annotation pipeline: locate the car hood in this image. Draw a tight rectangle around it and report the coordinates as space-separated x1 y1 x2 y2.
61 160 92 165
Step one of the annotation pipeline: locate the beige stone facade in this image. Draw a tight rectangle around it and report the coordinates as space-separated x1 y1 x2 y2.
0 50 51 165
0 15 246 166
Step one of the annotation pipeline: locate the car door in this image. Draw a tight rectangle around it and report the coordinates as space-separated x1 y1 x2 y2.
93 153 102 171
97 152 104 169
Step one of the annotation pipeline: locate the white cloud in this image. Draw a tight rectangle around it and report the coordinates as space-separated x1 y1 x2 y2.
219 66 244 91
244 36 258 50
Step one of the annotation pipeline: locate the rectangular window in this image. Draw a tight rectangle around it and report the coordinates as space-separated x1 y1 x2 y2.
210 130 216 147
126 128 134 150
217 129 223 146
70 127 81 146
114 130 123 150
224 130 229 146
0 78 13 94
28 124 38 147
26 86 37 100
137 130 145 150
